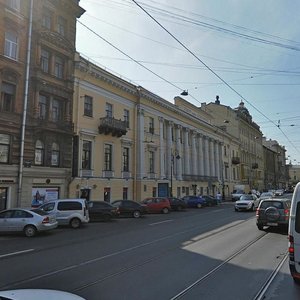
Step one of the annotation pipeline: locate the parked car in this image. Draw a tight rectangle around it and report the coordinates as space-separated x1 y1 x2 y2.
256 198 291 230
0 208 57 237
0 289 85 300
234 194 258 211
111 200 148 218
166 197 187 211
288 182 300 283
256 192 274 208
182 195 206 208
37 198 89 229
87 201 119 221
231 190 245 202
142 197 171 214
201 195 218 206
275 189 284 196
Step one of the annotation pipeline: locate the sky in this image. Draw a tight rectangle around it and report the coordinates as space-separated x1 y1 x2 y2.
76 0 300 165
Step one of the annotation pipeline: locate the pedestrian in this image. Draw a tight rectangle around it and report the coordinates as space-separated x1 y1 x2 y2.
216 191 222 204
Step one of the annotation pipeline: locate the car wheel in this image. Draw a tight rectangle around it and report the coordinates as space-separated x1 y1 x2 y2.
133 210 141 218
24 225 37 237
70 218 81 229
257 224 264 230
162 207 169 214
293 277 300 285
197 203 202 208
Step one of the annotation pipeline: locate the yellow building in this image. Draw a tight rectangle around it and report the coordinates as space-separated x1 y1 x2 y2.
70 55 231 202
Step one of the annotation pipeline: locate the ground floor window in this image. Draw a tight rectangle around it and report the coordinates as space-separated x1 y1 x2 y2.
0 187 8 210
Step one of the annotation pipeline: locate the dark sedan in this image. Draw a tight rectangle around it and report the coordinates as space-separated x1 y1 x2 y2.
182 196 206 208
87 201 119 222
201 195 218 206
166 197 187 211
111 200 148 218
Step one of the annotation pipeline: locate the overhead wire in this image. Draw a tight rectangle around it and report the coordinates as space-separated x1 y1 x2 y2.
130 0 300 155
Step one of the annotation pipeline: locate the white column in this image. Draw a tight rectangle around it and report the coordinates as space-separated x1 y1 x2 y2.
198 134 204 176
175 124 182 180
159 117 165 179
191 131 197 175
137 107 145 179
209 138 215 177
184 128 190 175
215 141 220 180
166 121 173 178
204 136 210 176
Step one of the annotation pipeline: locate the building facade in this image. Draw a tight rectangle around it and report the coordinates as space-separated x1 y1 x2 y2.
0 0 84 209
70 55 230 202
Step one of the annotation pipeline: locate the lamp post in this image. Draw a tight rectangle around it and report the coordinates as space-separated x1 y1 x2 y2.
170 153 180 197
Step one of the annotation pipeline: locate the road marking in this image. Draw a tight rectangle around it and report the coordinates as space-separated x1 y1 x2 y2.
0 249 35 259
149 220 173 226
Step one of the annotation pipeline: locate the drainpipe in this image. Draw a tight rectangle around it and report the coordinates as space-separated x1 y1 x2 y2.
17 0 33 207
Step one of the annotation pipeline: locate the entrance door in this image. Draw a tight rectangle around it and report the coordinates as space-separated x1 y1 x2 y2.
104 187 111 202
158 183 168 197
0 188 8 210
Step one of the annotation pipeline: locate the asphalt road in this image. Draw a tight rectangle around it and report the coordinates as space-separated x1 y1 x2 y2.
0 199 299 300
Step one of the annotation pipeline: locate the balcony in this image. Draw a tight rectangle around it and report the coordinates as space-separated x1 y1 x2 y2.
99 117 127 137
252 163 258 169
232 157 240 165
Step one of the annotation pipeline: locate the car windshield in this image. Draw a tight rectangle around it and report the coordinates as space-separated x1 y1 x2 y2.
31 209 48 216
260 201 283 209
239 195 253 201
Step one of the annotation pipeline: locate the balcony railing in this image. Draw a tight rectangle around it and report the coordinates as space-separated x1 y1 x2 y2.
102 170 115 178
99 117 127 137
182 174 218 182
232 157 240 165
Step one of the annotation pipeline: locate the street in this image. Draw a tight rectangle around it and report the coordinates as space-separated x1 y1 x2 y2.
0 201 299 300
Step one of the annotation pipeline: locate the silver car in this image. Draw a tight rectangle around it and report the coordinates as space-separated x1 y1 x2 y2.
0 208 58 237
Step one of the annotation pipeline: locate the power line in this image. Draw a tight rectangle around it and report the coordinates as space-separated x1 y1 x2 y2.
131 0 300 155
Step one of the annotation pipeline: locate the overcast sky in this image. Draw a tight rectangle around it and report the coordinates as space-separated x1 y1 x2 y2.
76 0 300 164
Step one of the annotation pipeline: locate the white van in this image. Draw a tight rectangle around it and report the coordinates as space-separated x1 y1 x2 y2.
288 182 300 283
38 199 89 229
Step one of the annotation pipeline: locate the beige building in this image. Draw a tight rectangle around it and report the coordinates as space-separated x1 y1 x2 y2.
0 0 84 209
70 55 231 202
202 97 264 192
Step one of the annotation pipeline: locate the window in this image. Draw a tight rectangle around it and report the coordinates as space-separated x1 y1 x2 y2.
123 187 128 200
57 16 66 36
51 142 59 166
104 144 112 171
1 82 15 112
38 95 47 119
0 134 10 163
149 151 154 173
52 99 62 122
57 201 82 211
41 49 50 73
42 9 52 29
7 0 20 11
35 140 44 165
84 96 93 117
54 56 64 78
123 147 129 172
124 109 129 128
105 103 113 118
4 31 18 60
82 140 91 170
149 117 154 134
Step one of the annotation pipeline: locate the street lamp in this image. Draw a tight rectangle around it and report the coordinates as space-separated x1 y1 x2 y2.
170 153 181 197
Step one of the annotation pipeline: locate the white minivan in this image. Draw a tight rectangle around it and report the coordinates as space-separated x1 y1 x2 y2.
288 182 300 283
38 199 89 229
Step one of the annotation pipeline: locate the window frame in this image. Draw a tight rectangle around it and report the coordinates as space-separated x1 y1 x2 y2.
1 82 15 113
54 56 64 79
84 95 93 117
124 109 130 128
41 49 50 73
82 140 92 170
35 140 44 166
122 147 129 172
105 103 113 118
0 134 10 164
51 142 60 167
104 144 113 171
38 94 48 120
4 31 18 60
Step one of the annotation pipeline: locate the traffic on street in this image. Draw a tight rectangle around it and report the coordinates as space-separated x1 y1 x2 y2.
0 193 298 300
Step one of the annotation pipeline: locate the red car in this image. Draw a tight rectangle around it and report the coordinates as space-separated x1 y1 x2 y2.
142 197 171 214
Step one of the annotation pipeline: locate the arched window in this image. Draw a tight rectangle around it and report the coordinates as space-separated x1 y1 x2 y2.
51 142 59 166
35 140 44 165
